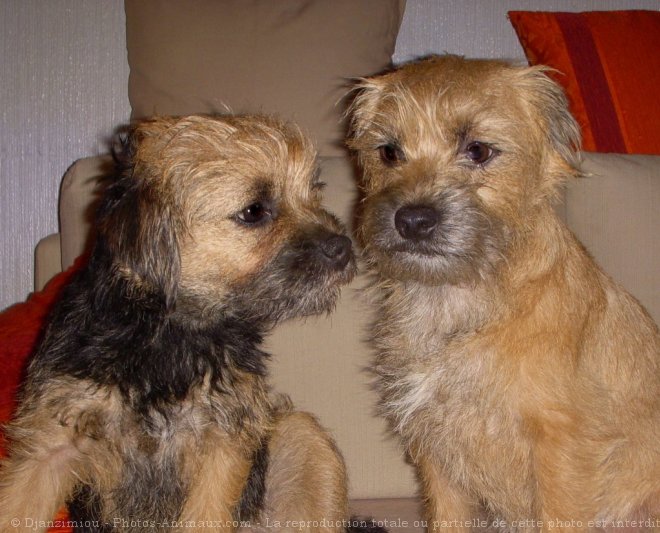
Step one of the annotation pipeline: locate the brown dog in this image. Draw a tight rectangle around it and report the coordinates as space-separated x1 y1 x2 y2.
348 55 660 530
0 115 381 532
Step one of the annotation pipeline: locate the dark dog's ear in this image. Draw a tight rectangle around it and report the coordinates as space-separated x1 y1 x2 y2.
99 126 181 309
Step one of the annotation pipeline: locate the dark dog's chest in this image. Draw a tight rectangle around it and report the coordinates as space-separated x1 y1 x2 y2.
62 382 270 531
67 427 188 531
69 450 187 531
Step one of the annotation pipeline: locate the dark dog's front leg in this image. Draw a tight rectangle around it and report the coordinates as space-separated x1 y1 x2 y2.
0 415 86 532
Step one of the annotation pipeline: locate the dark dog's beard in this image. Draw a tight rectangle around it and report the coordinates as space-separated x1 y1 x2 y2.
361 186 505 285
225 235 357 325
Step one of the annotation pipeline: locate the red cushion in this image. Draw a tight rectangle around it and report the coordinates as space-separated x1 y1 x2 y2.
509 10 660 155
0 258 85 532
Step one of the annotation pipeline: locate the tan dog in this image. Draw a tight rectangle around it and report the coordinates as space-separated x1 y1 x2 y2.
348 55 660 530
0 115 383 532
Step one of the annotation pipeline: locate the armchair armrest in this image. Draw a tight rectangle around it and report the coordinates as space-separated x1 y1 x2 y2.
34 233 62 291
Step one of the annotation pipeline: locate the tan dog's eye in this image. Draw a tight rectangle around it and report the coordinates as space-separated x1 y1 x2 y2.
465 141 497 165
378 143 405 167
236 202 272 225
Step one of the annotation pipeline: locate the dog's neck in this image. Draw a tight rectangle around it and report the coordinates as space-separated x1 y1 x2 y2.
35 254 270 416
505 206 571 287
373 208 574 348
372 279 497 356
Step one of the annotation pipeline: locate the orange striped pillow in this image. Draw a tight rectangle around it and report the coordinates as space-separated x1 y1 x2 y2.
509 10 660 154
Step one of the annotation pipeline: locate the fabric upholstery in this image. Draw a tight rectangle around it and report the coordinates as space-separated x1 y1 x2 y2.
567 152 660 322
509 10 660 154
59 155 114 271
0 260 84 533
125 0 405 157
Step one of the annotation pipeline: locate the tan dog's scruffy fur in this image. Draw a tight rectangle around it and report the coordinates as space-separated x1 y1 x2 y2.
348 55 660 529
0 115 381 532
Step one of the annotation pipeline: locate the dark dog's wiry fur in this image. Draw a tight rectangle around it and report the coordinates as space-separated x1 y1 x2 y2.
348 55 660 530
0 115 382 532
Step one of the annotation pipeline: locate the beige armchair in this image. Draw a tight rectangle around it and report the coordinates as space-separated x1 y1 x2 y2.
34 150 659 527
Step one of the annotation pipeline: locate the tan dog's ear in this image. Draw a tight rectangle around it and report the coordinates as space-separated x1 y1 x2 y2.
515 66 582 170
346 78 386 145
99 125 181 310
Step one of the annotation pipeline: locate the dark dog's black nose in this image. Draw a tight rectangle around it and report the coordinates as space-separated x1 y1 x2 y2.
394 205 439 240
318 234 353 269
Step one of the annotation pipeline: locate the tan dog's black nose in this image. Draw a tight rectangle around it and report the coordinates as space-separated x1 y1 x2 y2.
318 234 353 269
395 205 439 240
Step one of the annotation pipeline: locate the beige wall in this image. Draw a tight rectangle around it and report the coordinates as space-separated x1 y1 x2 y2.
1 0 658 310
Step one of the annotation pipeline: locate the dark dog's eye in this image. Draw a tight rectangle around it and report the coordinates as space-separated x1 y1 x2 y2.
465 142 496 165
237 202 271 225
378 144 404 166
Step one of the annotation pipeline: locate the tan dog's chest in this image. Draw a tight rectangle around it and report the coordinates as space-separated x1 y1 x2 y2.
376 317 536 516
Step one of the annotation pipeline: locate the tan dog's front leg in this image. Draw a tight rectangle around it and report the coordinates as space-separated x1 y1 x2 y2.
418 456 474 533
534 431 594 533
257 411 348 533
